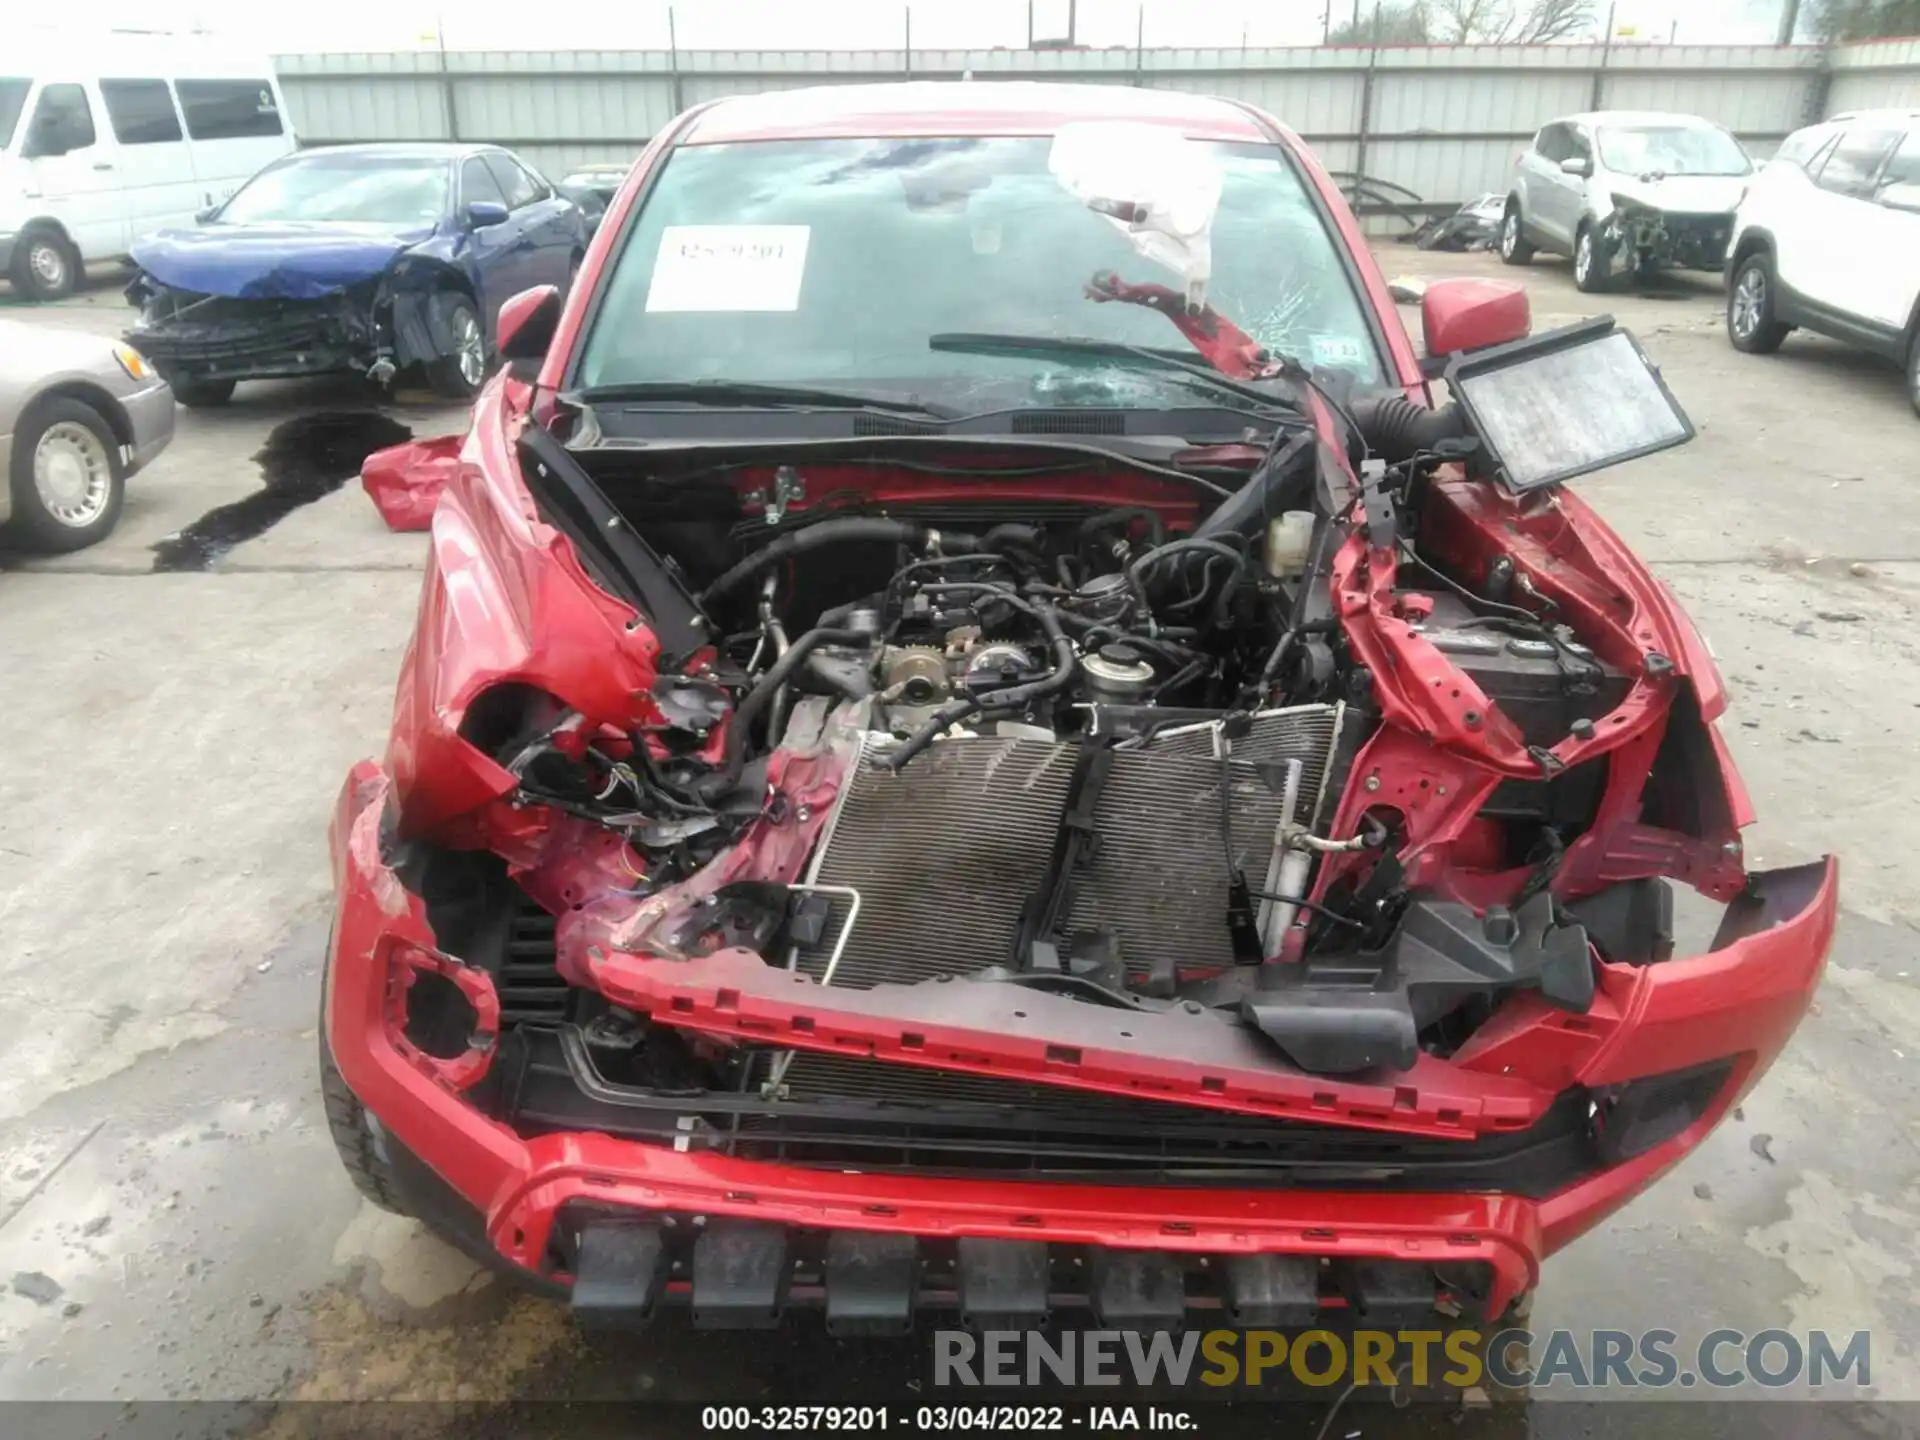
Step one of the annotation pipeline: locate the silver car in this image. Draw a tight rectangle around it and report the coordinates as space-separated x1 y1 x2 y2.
1500 110 1753 292
1 319 174 551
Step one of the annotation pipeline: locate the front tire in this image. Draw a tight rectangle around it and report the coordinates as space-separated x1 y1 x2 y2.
9 228 79 301
1727 254 1789 355
315 981 565 1295
425 293 487 400
1573 225 1610 293
1499 205 1534 265
1906 335 1920 419
6 396 125 552
319 1019 412 1215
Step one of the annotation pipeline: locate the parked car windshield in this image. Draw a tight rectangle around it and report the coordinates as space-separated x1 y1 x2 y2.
1597 125 1751 178
575 136 1386 408
0 79 29 150
217 154 450 226
562 167 627 191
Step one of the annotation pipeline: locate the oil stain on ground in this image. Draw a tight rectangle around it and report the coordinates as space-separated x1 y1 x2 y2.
151 411 413 572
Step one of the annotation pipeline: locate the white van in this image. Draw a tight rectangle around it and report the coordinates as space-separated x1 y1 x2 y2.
1 32 296 300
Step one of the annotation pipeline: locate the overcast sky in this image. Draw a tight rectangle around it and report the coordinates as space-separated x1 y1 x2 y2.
56 0 1802 52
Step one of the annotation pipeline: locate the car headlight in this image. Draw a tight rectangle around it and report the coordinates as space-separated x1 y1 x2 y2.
112 343 153 381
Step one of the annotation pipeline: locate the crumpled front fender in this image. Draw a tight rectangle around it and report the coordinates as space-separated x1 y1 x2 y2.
375 382 668 841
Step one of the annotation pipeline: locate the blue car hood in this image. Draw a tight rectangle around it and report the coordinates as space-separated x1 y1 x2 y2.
130 222 439 300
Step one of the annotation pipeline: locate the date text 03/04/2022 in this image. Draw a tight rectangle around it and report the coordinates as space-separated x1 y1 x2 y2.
700 1406 1196 1432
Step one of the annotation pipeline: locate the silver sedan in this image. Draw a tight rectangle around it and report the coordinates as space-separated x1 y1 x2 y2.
0 319 174 552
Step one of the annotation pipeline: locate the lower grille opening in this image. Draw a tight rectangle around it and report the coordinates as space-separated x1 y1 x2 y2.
489 1026 1601 1196
498 897 570 1029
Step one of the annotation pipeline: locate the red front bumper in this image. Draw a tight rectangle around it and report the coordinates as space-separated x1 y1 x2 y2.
324 763 1837 1323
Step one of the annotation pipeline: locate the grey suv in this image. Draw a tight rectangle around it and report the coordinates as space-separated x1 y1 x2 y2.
1501 110 1753 292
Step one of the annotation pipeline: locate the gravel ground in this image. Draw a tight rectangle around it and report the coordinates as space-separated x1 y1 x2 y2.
0 247 1914 1437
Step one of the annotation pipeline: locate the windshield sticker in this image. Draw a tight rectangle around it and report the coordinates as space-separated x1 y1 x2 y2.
645 225 811 312
1310 333 1369 370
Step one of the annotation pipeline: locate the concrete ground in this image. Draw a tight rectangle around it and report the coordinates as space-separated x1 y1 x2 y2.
0 249 1915 1435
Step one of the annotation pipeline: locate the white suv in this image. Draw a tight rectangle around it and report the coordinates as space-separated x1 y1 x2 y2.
1726 111 1920 416
1500 110 1751 293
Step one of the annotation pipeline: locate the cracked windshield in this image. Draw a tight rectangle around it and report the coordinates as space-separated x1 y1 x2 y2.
578 135 1386 408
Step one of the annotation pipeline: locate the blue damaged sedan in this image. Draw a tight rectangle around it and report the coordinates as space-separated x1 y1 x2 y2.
123 143 587 406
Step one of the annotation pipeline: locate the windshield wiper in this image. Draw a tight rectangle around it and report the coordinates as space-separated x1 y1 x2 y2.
574 380 958 419
929 333 1301 417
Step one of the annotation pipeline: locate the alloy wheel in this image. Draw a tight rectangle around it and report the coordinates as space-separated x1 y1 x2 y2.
1730 267 1766 342
1501 213 1519 259
33 421 114 527
1575 231 1594 286
455 309 485 388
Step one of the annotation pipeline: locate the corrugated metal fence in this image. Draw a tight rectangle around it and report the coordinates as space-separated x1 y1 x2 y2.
1829 37 1920 114
274 40 1920 217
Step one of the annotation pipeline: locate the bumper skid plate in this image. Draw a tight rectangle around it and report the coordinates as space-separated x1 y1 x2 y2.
958 1238 1052 1331
560 1210 1470 1332
825 1231 921 1336
1221 1254 1320 1327
693 1221 791 1329
571 1222 668 1329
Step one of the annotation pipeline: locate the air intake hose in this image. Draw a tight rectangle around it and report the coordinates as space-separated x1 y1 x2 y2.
1350 395 1469 465
698 518 980 608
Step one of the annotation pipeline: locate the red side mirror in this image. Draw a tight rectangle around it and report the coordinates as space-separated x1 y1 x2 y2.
497 284 563 362
1421 278 1530 361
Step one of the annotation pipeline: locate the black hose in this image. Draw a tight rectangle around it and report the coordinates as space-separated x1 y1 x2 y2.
1077 506 1167 548
1150 657 1210 700
1127 536 1248 586
977 606 1076 712
1163 553 1238 613
1127 538 1251 625
876 696 982 773
698 518 979 608
1350 396 1469 465
980 523 1046 555
876 587 1077 772
879 554 1011 630
702 627 869 797
1257 629 1297 689
814 598 868 630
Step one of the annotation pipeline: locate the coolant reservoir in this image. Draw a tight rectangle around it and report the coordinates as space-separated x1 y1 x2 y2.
1265 511 1315 580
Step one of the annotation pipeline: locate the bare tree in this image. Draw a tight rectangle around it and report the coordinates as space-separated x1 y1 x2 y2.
1810 0 1920 38
1430 0 1502 38
1429 0 1598 41
1327 1 1433 44
1513 0 1599 40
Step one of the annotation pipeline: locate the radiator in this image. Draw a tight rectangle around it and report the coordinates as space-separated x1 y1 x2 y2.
789 704 1348 990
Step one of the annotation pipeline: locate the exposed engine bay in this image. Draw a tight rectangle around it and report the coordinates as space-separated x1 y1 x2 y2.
464 367 1695 1098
